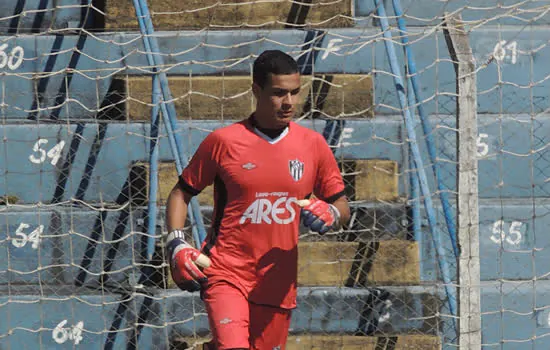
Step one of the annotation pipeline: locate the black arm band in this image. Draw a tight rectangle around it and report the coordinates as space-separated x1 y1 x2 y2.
177 177 200 196
324 190 346 204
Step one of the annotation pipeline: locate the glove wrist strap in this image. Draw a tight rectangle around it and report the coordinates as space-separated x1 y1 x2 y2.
166 229 186 244
329 204 342 230
166 229 190 261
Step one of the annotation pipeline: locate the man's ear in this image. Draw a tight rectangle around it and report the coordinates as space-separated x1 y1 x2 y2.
252 82 261 100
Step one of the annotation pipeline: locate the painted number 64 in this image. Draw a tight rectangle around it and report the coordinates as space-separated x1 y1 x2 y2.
52 320 84 345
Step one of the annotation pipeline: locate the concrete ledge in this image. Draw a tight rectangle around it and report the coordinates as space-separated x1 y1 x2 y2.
123 74 373 121
287 334 441 350
129 158 396 210
298 241 419 287
104 0 354 30
171 334 442 349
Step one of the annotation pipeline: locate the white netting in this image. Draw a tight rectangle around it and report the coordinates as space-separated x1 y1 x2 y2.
0 1 549 349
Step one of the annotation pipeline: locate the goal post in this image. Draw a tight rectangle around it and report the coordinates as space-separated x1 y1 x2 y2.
443 13 481 350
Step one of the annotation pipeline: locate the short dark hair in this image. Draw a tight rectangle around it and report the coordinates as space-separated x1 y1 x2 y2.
253 50 299 88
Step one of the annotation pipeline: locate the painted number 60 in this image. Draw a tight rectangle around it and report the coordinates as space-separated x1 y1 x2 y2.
0 44 24 70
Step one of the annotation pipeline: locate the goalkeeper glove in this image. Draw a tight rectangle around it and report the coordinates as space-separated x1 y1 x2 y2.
299 198 341 234
166 230 209 292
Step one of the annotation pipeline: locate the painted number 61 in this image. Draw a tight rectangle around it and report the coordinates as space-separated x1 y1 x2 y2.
493 40 518 64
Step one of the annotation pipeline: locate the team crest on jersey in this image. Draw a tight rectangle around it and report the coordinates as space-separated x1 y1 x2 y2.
289 159 304 181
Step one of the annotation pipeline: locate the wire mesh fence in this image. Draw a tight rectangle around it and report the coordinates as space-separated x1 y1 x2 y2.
0 0 549 349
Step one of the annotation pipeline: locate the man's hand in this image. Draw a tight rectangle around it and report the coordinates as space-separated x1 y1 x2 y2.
166 230 210 292
298 198 341 234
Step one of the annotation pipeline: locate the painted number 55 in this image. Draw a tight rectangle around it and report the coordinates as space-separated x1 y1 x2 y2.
490 220 524 245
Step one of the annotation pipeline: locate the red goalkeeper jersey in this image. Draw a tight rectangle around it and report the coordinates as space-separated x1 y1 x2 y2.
179 117 345 309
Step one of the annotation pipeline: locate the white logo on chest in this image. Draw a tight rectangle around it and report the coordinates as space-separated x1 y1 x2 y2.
289 159 304 181
242 162 256 170
239 196 298 224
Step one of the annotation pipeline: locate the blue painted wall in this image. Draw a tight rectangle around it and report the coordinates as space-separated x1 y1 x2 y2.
2 281 550 349
0 120 403 204
0 286 441 349
4 200 549 286
1 0 549 349
4 0 549 34
355 0 550 26
419 199 550 282
3 116 550 204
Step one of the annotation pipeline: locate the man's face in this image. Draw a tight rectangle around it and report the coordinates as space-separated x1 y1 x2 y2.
253 72 301 129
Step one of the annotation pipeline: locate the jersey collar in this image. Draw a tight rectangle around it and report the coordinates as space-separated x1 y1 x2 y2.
253 126 289 144
247 114 290 144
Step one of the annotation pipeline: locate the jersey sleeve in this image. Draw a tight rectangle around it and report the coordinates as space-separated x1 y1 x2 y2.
313 134 346 203
179 132 221 196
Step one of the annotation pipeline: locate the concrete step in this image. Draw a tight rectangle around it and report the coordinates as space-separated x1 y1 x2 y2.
0 27 547 118
4 115 550 203
2 0 546 35
165 240 420 289
102 0 354 31
0 206 412 286
0 121 401 204
0 207 140 285
0 285 445 349
421 198 550 282
5 275 550 348
5 198 550 285
122 74 373 121
286 334 441 350
297 241 419 287
131 158 399 208
174 334 441 349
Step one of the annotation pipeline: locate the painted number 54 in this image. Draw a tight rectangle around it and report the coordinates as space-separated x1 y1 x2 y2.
29 139 65 165
11 223 43 249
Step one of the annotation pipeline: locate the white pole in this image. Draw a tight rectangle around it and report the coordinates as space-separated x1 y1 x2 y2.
443 13 481 350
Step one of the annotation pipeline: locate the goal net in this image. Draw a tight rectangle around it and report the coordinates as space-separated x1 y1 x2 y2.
0 1 549 349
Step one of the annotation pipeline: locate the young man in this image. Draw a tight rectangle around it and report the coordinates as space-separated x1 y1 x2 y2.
165 50 350 350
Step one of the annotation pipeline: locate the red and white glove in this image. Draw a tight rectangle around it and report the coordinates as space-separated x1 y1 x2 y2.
166 230 210 292
298 198 341 234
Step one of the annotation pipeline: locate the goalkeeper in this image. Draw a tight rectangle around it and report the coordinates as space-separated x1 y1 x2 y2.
165 50 350 350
